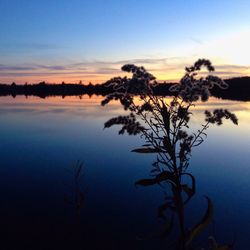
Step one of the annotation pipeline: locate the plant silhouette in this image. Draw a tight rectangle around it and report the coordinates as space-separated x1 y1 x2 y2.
64 161 87 218
102 59 238 250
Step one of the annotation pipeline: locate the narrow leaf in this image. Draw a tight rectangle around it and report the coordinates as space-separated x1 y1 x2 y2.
181 184 193 197
158 202 175 218
135 171 176 186
131 147 163 153
158 203 169 219
135 179 159 186
182 172 196 203
185 196 213 247
159 215 174 239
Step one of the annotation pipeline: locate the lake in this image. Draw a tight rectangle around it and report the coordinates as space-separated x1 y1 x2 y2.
0 95 249 250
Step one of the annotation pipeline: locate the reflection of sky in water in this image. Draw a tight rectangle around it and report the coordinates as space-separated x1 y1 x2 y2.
0 95 249 249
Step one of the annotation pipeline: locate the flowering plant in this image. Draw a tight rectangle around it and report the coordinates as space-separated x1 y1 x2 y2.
102 59 237 249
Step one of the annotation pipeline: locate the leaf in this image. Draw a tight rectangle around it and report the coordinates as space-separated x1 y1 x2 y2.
135 179 159 186
181 172 196 203
135 171 176 186
131 147 163 153
185 196 213 247
158 203 169 219
193 139 204 147
181 184 193 197
158 202 175 218
159 215 174 239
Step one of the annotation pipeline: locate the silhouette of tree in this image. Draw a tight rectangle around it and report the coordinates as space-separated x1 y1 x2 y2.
38 81 46 85
1 77 250 101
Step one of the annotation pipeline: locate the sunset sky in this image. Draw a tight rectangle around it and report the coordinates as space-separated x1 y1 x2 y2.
0 0 250 84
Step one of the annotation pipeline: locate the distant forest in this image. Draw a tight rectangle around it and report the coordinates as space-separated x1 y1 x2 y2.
0 76 250 101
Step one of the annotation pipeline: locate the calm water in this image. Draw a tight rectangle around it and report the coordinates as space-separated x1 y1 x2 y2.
0 95 250 250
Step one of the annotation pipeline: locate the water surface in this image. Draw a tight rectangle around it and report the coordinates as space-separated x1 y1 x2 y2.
0 95 249 249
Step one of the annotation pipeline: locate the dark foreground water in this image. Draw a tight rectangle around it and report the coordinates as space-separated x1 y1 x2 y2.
0 95 249 250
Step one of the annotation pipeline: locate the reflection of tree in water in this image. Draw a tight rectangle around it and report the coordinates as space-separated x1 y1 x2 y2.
102 59 238 250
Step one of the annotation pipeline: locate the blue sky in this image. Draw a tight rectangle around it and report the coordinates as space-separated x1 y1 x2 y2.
0 0 250 83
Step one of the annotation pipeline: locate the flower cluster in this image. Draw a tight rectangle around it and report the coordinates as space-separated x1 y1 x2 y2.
104 113 145 135
109 64 156 95
101 92 133 110
170 59 228 102
101 64 156 110
179 133 194 163
205 109 238 125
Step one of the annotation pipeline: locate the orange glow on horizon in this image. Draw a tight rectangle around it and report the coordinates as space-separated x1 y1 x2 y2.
1 57 249 85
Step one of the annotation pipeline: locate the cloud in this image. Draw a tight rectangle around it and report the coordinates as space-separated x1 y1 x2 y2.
0 64 73 72
217 65 248 69
0 65 35 71
0 58 249 83
66 58 168 69
111 58 167 65
213 71 245 76
35 65 69 70
190 37 203 45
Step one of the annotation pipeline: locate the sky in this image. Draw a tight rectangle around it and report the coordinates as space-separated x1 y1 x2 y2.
0 0 250 84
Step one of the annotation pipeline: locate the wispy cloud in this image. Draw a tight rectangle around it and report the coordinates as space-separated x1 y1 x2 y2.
0 65 35 71
190 37 203 45
0 64 77 72
0 58 249 83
